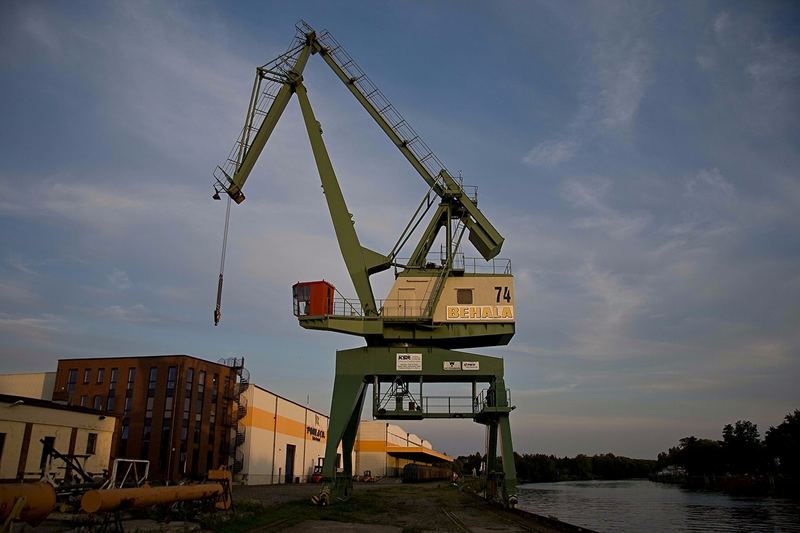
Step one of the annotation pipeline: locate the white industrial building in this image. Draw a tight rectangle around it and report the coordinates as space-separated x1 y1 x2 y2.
239 384 451 484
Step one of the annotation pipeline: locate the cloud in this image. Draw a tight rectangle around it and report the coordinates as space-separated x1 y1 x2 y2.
6 255 36 276
695 9 800 133
100 304 156 323
561 177 651 238
521 3 653 167
685 167 735 201
107 269 131 290
713 11 730 38
594 38 652 130
0 313 66 347
523 139 579 168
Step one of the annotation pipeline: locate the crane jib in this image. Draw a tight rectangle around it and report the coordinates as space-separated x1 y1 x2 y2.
212 20 507 321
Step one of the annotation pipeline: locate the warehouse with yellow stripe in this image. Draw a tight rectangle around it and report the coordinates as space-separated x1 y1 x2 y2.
240 384 451 484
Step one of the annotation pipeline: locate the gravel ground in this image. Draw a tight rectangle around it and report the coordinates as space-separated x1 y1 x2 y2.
230 482 587 532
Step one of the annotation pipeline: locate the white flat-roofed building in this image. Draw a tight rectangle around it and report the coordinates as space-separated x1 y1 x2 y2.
0 393 116 482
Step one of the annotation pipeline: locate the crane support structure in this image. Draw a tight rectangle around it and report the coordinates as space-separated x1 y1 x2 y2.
213 21 519 506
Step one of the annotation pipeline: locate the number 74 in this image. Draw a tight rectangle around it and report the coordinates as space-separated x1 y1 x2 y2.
494 286 511 303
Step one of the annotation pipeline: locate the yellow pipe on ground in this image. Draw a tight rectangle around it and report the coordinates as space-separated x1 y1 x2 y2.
0 482 57 526
81 483 224 514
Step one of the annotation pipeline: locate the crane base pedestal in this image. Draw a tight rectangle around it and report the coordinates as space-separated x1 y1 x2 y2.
314 345 517 506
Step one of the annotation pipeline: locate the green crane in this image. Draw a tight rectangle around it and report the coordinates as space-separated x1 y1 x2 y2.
213 21 518 506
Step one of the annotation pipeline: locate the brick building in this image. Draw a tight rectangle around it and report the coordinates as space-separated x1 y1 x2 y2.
51 355 246 482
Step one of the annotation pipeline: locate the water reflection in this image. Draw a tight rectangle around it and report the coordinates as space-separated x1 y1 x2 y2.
517 479 800 533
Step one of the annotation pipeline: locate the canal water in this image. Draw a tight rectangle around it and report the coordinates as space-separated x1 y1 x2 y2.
517 479 800 532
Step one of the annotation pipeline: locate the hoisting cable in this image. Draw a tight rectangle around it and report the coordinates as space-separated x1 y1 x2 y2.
214 195 232 326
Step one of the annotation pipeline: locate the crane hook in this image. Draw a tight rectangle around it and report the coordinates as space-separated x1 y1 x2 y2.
214 196 232 326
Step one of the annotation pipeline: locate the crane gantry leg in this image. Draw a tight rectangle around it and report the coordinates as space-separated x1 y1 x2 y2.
316 346 518 506
314 372 366 505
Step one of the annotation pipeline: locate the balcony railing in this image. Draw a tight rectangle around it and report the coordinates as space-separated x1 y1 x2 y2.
328 297 431 319
396 255 512 275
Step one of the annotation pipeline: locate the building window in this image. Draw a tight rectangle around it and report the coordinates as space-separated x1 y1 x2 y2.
147 367 158 397
160 419 172 473
119 419 129 456
146 397 154 418
110 367 118 387
457 288 473 305
124 367 136 416
40 436 55 469
182 369 193 449
106 394 116 411
97 368 105 384
167 366 177 391
196 371 206 418
80 395 88 407
67 369 78 395
165 366 177 420
208 408 216 446
142 418 152 457
211 374 219 403
83 368 91 384
93 395 103 410
185 368 194 393
86 433 97 455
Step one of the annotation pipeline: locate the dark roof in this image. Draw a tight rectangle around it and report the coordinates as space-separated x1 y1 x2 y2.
0 393 112 416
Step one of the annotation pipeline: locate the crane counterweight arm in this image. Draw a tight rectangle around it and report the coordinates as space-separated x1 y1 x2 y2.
314 38 504 260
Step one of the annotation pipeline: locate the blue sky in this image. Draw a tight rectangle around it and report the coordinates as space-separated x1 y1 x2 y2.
1 1 798 459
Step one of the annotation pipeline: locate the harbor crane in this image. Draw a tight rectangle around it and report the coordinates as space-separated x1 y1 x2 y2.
213 21 518 506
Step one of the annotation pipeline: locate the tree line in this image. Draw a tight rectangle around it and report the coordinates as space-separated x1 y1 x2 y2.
453 409 798 487
656 409 799 480
454 452 655 483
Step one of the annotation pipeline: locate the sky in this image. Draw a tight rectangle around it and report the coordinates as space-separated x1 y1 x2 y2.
1 0 798 459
